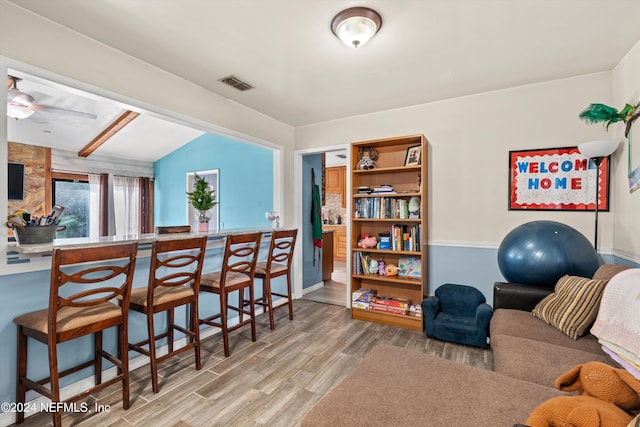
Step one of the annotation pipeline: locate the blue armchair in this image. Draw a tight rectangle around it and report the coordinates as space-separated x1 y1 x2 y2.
421 284 493 348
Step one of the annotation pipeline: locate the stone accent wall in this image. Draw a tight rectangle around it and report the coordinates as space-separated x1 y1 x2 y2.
8 142 49 218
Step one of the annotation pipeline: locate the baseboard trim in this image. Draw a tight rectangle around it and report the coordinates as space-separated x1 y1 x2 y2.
302 281 324 294
612 249 640 265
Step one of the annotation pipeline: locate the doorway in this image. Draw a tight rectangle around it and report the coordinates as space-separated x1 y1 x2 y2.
301 149 349 306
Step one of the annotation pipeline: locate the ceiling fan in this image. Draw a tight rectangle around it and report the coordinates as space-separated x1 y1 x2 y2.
7 75 97 120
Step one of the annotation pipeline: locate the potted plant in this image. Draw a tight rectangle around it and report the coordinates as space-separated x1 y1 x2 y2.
186 173 217 232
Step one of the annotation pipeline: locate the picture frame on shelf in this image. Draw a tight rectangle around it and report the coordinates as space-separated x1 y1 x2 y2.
404 145 421 166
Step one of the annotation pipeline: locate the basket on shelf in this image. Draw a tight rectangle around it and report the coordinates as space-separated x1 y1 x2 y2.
8 224 65 244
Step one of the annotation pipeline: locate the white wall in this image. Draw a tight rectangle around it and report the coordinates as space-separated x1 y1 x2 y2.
613 39 640 261
296 73 618 252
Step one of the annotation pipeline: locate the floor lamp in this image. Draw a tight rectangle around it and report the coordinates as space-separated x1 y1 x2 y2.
576 139 620 250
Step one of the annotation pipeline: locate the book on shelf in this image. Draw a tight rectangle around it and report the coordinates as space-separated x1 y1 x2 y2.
354 197 420 220
371 184 395 194
372 185 395 191
398 256 421 278
390 224 421 252
353 251 379 275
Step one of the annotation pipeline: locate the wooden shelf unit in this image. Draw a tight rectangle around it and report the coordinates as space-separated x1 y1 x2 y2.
350 135 428 331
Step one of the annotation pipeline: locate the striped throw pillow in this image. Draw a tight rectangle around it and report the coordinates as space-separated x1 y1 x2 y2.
532 275 608 339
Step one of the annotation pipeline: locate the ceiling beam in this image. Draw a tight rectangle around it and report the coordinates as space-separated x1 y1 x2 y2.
78 110 140 158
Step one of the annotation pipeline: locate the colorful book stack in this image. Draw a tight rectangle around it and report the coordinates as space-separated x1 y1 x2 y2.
371 184 396 194
390 224 421 252
353 251 370 275
354 197 415 219
370 295 411 315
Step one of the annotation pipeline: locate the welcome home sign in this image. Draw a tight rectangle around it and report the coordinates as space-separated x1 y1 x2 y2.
508 147 610 211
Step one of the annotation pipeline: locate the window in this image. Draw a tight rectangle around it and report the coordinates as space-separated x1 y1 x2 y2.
51 173 151 238
112 175 140 235
52 173 90 238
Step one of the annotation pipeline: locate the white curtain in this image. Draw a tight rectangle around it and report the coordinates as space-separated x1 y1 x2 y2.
112 175 140 235
88 173 101 238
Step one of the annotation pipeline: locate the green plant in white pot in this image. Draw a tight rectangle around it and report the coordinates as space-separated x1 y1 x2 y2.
186 173 217 232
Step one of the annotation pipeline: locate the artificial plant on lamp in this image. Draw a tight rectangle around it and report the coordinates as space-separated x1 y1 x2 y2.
186 173 217 232
578 104 628 250
580 102 640 192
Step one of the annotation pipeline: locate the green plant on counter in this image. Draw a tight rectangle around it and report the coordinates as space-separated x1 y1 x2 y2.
186 173 217 212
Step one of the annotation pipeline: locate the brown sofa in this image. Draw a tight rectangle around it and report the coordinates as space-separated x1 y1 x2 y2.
491 264 628 388
302 265 629 426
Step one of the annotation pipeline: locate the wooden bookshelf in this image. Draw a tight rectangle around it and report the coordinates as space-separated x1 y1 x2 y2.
350 135 428 331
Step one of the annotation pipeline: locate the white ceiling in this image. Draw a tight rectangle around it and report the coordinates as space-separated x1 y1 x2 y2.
7 0 640 161
7 70 205 162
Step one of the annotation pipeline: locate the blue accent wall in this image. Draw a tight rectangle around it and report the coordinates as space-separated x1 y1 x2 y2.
154 133 273 229
428 245 503 304
303 154 323 288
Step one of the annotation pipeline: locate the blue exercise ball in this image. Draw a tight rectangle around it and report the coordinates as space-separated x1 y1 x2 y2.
497 221 599 287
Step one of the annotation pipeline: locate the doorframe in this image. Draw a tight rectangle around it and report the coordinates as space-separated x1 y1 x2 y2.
293 144 351 308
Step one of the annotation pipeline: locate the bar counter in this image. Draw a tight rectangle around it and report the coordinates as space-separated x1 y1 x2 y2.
3 227 274 275
0 227 287 425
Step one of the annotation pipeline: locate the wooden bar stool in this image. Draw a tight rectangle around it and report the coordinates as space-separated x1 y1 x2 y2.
249 229 298 330
128 236 207 393
14 242 138 427
199 232 262 357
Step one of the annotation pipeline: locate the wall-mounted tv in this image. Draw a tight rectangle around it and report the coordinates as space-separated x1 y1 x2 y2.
8 163 25 200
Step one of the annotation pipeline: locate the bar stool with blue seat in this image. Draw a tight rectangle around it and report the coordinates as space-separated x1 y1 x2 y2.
199 232 262 357
421 283 494 348
128 235 208 393
13 242 138 427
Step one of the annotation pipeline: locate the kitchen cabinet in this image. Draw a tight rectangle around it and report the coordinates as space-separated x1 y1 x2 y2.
322 230 334 281
326 166 346 208
324 225 347 262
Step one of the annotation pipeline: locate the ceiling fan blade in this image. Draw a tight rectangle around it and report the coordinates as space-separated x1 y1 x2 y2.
7 89 34 106
31 104 97 119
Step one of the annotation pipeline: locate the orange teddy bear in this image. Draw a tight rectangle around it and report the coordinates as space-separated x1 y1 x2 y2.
525 362 640 427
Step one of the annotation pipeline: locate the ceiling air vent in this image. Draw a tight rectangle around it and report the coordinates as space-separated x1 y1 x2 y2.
218 75 254 91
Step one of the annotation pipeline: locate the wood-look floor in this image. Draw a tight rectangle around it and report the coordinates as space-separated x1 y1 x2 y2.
304 261 347 306
17 300 493 427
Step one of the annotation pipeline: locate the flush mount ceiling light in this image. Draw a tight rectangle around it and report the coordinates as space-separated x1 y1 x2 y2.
331 7 382 48
7 103 34 119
